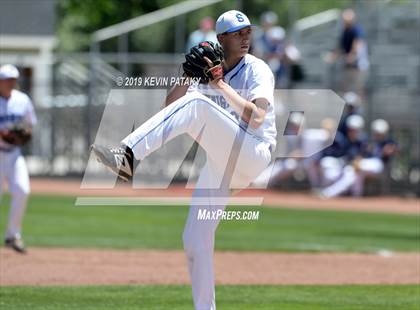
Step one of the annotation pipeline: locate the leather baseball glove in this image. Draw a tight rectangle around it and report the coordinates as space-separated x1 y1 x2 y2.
183 41 224 83
0 123 32 146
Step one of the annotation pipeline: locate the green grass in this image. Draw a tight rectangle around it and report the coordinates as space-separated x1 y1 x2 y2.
0 285 419 309
0 194 419 252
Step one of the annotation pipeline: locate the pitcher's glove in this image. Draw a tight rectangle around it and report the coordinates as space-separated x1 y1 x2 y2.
0 124 32 146
183 41 224 83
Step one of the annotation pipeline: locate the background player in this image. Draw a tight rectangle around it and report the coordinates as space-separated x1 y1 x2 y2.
0 64 37 253
320 119 397 198
337 91 362 135
319 114 367 189
91 10 276 310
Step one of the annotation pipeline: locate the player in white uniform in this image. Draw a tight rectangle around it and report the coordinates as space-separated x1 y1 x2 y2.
92 10 276 310
0 64 37 253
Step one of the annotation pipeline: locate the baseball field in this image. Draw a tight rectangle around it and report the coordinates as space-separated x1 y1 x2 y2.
1 0 419 309
1 179 419 309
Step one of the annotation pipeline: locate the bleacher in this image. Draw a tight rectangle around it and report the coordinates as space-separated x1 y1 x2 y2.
293 1 419 195
27 1 419 196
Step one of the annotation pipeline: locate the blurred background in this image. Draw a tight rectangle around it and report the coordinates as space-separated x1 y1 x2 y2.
1 0 419 196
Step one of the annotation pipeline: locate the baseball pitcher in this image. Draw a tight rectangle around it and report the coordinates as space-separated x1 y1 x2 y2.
92 10 276 310
0 64 37 253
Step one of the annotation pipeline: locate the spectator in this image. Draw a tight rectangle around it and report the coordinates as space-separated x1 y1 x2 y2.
264 26 287 87
186 17 218 51
265 27 304 88
252 11 279 59
283 43 304 88
325 9 369 95
253 11 303 88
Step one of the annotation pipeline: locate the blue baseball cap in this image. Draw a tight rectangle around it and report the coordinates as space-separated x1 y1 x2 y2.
215 10 252 34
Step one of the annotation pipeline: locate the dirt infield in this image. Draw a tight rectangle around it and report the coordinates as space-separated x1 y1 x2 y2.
1 247 418 286
30 178 420 215
2 179 418 287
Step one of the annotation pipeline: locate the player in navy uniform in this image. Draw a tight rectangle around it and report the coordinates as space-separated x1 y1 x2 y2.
319 115 367 189
320 119 396 198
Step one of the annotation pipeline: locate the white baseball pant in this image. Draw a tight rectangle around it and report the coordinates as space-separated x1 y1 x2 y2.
122 91 271 310
0 148 30 239
320 156 345 187
321 158 384 198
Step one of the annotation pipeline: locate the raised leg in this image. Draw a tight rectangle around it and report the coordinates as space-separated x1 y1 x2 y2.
122 91 270 185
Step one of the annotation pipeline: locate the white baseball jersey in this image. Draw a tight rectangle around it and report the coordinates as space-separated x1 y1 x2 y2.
189 53 277 148
0 89 37 150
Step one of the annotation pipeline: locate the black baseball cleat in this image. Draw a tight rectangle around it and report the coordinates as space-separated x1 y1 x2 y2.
5 236 27 254
91 144 135 182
